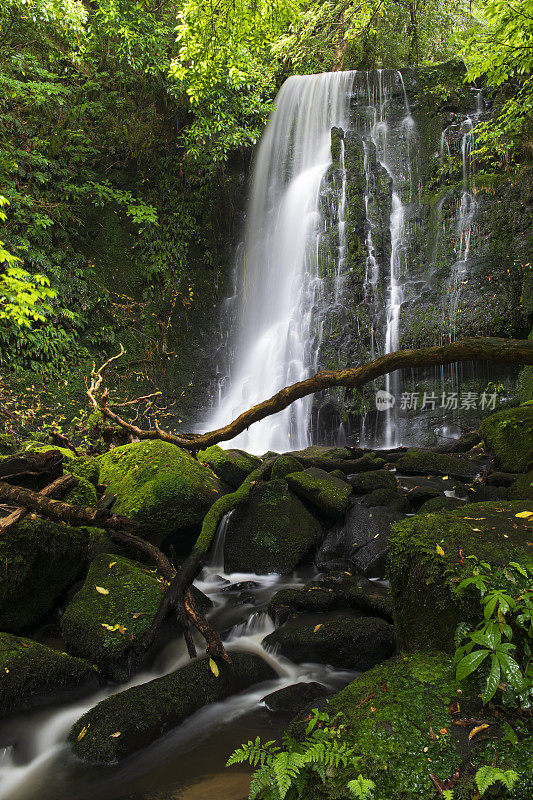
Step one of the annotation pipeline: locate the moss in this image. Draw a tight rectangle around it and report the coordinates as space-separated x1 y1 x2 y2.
68 456 99 487
417 496 464 513
263 615 395 670
224 479 323 574
0 518 89 631
285 468 353 518
308 651 532 800
479 405 533 472
61 553 167 680
349 469 397 495
69 652 275 763
395 449 481 480
271 455 305 479
0 433 17 455
0 632 97 719
388 502 533 651
361 487 410 513
98 440 225 545
64 476 98 507
197 445 261 487
509 470 533 500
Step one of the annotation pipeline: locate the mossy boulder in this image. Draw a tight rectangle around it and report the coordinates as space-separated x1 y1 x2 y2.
388 501 533 651
197 445 261 488
61 554 170 680
479 404 533 472
285 468 353 518
0 632 97 719
64 476 98 507
305 651 532 800
509 470 533 500
69 653 275 763
223 479 323 574
360 487 410 513
349 469 397 495
395 449 482 480
0 518 89 632
270 455 304 479
290 446 352 461
268 575 393 625
417 495 464 513
98 440 225 545
68 456 99 487
263 615 395 670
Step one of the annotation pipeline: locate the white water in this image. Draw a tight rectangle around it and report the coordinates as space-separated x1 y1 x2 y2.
207 71 356 454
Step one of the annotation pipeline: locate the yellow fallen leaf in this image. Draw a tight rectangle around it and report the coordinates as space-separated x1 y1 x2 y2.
515 511 533 519
209 658 219 677
436 545 445 556
110 731 121 738
95 586 109 595
77 726 88 741
109 562 117 568
313 624 322 633
101 623 120 631
469 723 489 741
472 528 481 532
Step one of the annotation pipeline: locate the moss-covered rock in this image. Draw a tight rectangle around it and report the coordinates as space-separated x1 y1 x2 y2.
64 476 98 507
395 449 482 480
361 487 410 513
98 440 225 545
285 468 353 518
0 632 97 719
509 470 533 500
268 575 393 625
223 479 323 574
68 456 100 487
270 455 304 479
61 554 170 680
306 651 532 800
0 519 89 632
197 446 261 488
263 615 395 670
349 469 397 495
69 653 275 763
388 502 533 651
479 404 533 472
417 495 464 513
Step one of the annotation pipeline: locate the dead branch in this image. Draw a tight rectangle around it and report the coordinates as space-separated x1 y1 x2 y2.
88 337 533 451
0 473 76 534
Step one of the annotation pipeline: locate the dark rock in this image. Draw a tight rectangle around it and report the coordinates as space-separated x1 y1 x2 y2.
69 653 276 763
262 616 395 670
224 479 323 574
268 575 393 625
316 504 403 578
285 467 353 519
465 484 509 502
395 449 483 480
360 488 410 513
509 470 533 500
487 471 522 487
348 469 397 495
262 682 329 716
0 632 97 719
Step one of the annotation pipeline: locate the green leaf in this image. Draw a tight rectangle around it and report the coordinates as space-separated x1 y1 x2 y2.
481 653 500 704
456 649 489 681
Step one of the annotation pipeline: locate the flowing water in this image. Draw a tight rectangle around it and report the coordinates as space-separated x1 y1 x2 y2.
0 535 359 800
208 71 484 452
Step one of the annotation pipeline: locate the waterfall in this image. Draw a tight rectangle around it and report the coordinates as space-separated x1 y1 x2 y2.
207 71 355 454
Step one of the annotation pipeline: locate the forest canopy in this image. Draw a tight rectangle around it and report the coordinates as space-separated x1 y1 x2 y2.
0 0 532 386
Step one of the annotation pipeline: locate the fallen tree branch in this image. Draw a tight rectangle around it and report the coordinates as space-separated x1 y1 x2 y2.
0 473 76 534
0 450 63 483
88 337 533 451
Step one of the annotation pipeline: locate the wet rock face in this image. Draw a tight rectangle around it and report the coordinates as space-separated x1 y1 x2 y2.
69 653 276 764
262 616 395 671
316 503 404 578
0 633 97 719
223 479 323 574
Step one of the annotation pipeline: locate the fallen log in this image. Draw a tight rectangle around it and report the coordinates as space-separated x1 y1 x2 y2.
0 449 63 485
88 337 533 452
0 473 76 534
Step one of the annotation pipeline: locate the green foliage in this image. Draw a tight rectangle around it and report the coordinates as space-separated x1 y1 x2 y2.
475 765 519 795
453 557 533 708
460 1 533 170
227 709 372 800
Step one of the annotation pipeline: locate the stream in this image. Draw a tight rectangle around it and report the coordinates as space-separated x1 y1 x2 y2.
0 548 363 800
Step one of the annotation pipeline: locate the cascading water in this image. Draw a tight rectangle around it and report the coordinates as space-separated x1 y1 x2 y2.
208 71 356 455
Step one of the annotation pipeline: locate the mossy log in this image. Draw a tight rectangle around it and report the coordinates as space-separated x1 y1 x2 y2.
91 337 533 451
